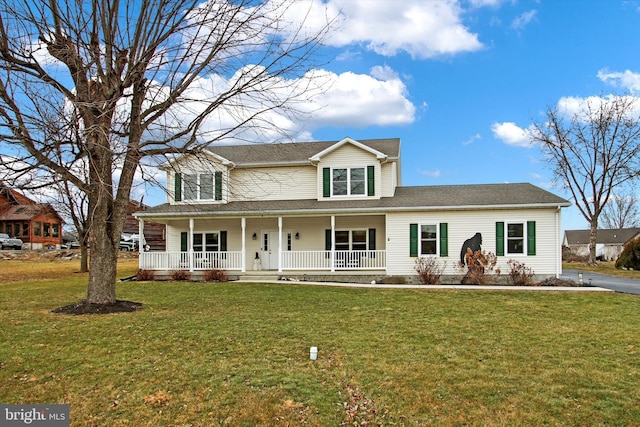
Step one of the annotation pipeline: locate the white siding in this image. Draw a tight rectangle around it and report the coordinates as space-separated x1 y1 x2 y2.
316 144 381 200
380 162 397 197
230 165 316 201
386 208 562 277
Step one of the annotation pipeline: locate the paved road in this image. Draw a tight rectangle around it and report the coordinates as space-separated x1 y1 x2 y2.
562 269 640 295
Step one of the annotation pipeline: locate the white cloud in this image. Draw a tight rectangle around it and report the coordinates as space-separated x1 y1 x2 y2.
418 168 441 178
462 133 482 145
491 122 532 147
597 68 640 93
557 94 640 120
290 0 483 59
510 10 537 30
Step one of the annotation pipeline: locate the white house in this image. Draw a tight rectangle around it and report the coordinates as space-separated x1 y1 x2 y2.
134 137 570 283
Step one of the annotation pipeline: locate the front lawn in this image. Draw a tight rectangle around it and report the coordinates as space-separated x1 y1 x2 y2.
1 259 640 426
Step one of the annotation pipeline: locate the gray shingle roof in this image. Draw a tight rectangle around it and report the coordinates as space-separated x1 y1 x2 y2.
136 183 570 219
206 138 400 166
564 228 640 245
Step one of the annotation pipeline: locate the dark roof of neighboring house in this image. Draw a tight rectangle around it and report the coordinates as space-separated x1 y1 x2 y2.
0 203 64 222
136 183 570 219
564 228 640 245
177 138 402 167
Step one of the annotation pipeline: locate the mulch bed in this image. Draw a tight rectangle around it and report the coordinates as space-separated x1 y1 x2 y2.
52 300 142 315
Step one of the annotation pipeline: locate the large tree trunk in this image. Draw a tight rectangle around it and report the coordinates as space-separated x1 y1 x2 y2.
588 219 598 265
80 245 88 273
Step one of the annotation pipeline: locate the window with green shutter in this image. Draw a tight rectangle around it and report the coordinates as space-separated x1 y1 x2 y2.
367 166 375 196
215 171 223 201
439 223 448 257
409 223 418 257
527 221 536 255
496 222 505 256
175 173 182 202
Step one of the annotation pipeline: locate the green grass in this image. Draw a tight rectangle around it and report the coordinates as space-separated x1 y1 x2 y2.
1 259 640 426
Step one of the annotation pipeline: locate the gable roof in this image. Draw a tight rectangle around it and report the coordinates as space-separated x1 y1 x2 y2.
187 138 400 168
0 203 64 222
308 137 388 162
136 183 570 219
564 228 640 245
0 183 37 206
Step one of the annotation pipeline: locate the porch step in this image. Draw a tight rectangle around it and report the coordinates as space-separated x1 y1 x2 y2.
236 274 282 282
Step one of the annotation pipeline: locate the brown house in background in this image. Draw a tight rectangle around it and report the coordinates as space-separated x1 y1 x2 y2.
0 184 65 249
123 199 166 251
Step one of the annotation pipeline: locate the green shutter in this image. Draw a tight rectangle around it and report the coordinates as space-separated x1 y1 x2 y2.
439 223 448 257
410 223 418 257
215 171 222 201
368 228 376 250
323 168 330 197
180 232 188 252
175 173 182 202
325 229 332 250
496 222 504 256
367 166 375 196
220 230 227 251
527 221 536 256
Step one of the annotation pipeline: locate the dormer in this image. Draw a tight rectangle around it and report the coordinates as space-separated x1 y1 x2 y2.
311 137 393 201
162 149 234 205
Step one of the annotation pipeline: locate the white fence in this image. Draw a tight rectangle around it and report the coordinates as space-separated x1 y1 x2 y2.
140 251 243 271
140 250 386 271
281 250 386 270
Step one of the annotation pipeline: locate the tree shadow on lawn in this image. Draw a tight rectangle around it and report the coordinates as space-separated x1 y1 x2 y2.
51 300 142 315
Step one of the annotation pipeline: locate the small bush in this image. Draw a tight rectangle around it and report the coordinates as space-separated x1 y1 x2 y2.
616 237 640 270
203 269 228 282
507 259 534 286
414 257 446 285
136 269 155 281
459 249 498 285
170 270 192 281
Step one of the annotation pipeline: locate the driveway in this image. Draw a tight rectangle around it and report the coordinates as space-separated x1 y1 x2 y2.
561 269 640 295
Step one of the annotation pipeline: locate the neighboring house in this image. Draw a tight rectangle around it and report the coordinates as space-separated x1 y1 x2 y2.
0 184 65 249
123 200 166 251
563 228 640 261
134 137 570 282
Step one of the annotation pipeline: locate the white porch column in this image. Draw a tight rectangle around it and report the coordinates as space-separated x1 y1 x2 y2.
241 217 246 273
138 219 145 253
189 218 194 272
331 215 335 272
278 216 283 273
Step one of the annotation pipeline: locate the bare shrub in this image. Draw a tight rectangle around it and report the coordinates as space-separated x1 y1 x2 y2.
507 259 535 286
203 269 228 282
414 257 446 285
459 249 499 285
169 270 191 281
136 269 155 281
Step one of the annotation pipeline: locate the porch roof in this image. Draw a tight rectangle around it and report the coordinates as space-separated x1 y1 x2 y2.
135 183 570 220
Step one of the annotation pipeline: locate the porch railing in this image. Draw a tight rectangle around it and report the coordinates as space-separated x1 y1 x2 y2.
282 250 386 270
140 250 386 271
140 251 243 271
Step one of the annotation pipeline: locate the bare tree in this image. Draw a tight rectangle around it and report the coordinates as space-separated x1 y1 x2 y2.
529 95 640 264
0 0 331 309
600 188 640 229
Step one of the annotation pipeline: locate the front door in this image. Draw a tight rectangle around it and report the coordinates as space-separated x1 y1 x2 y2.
261 231 280 270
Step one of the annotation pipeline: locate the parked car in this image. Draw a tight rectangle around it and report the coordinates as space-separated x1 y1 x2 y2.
0 233 23 250
119 234 138 251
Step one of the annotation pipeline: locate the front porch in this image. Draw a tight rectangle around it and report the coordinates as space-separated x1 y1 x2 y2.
137 213 388 273
139 249 387 272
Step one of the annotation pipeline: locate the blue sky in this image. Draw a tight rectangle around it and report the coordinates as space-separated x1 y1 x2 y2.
266 0 640 232
9 0 640 232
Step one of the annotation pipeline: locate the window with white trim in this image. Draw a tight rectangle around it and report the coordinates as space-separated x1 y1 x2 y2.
507 222 525 254
420 224 438 255
335 229 368 250
184 173 214 201
333 167 365 196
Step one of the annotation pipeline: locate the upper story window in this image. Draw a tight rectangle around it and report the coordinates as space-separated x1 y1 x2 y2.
175 172 222 202
333 168 365 196
323 166 375 198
